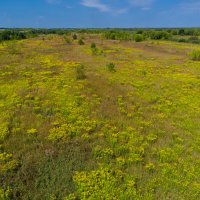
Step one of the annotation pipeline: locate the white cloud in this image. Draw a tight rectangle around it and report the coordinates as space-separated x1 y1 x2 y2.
81 0 110 12
80 0 155 15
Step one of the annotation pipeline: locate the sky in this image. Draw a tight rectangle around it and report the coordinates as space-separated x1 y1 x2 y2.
0 0 200 28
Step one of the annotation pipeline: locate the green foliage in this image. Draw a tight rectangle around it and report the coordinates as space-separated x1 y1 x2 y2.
0 187 12 200
106 62 116 72
189 50 200 61
148 31 171 40
104 30 132 40
0 30 26 42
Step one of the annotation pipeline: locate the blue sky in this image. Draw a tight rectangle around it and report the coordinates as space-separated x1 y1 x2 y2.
0 0 200 28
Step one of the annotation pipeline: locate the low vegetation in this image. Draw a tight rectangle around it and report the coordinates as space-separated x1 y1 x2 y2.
190 50 200 61
106 62 116 72
0 29 200 199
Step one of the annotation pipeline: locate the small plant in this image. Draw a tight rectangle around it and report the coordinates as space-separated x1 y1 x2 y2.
106 62 116 72
72 34 77 40
78 39 84 45
190 50 200 61
91 42 99 55
76 64 86 80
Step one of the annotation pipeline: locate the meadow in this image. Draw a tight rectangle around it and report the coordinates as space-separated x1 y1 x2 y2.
0 32 200 199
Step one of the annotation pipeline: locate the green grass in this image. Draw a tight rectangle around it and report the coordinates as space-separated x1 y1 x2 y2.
0 34 200 199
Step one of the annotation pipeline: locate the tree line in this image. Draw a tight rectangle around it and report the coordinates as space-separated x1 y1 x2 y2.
1 28 200 44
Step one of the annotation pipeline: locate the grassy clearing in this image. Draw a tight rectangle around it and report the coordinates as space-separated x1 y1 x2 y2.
0 34 200 199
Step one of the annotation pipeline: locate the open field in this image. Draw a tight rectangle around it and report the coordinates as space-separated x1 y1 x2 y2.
0 34 200 199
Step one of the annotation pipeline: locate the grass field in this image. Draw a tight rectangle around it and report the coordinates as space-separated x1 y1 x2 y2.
0 34 200 200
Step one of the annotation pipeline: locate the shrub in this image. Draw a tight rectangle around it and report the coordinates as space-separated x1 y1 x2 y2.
76 64 86 80
106 63 116 72
134 34 144 42
190 50 200 61
78 39 84 45
72 34 77 40
91 43 98 55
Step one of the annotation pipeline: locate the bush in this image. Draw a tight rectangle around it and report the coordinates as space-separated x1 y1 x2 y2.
78 39 84 45
149 31 171 40
76 64 86 79
72 34 77 40
134 34 144 42
190 50 200 61
106 63 116 72
91 43 99 55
